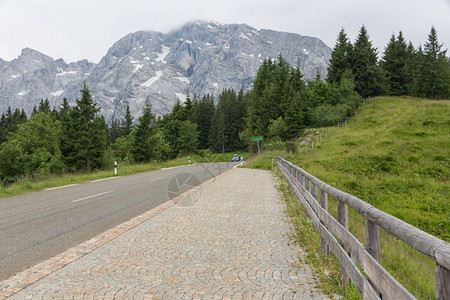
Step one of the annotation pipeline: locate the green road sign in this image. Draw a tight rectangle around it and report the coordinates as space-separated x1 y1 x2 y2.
252 136 263 142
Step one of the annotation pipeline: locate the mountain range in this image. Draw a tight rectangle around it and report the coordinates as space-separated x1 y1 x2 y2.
0 21 331 122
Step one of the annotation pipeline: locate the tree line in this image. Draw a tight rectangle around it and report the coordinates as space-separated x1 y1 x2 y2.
0 26 448 184
327 26 450 99
0 55 358 184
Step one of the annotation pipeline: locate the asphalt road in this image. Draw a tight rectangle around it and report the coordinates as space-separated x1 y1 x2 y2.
0 162 237 280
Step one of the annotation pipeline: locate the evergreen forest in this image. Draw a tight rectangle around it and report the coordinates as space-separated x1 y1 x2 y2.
0 26 449 184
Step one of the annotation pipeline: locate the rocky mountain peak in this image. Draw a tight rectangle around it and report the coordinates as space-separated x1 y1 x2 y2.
0 21 331 122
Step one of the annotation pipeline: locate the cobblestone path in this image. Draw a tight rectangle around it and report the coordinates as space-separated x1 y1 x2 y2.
0 168 329 299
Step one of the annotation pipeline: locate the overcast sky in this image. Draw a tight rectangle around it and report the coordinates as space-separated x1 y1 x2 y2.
1 0 449 63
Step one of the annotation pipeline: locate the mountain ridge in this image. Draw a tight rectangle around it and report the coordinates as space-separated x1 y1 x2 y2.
0 21 331 122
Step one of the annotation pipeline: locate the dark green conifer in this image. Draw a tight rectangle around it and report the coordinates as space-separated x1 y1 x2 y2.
61 82 107 172
352 25 384 98
195 94 215 149
122 104 134 136
327 28 353 84
419 27 450 98
381 32 409 95
132 98 157 162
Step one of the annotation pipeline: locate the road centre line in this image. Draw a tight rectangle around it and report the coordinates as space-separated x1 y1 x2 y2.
72 191 113 203
91 177 121 183
160 165 186 170
149 177 166 182
45 184 79 191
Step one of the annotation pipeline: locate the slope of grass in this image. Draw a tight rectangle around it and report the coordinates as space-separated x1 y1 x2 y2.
247 96 449 299
295 97 449 241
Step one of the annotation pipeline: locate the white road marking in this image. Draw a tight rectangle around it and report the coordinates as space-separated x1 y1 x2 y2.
233 161 245 168
91 177 121 183
45 184 79 191
161 165 186 170
72 191 113 203
149 177 166 182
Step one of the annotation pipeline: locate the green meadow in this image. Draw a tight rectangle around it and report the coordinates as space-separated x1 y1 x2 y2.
247 96 449 299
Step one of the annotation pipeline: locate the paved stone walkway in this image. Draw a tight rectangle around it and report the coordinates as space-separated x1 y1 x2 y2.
0 168 329 299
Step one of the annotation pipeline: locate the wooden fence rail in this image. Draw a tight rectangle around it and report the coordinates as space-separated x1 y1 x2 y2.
277 157 450 300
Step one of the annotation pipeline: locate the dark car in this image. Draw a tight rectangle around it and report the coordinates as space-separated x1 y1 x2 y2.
232 154 240 162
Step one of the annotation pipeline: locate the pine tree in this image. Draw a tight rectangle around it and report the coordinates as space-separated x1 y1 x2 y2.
283 86 304 139
58 98 70 120
61 82 107 172
0 106 28 144
209 105 226 153
122 104 134 136
182 95 195 122
412 45 426 97
352 26 384 98
209 89 246 152
246 57 287 137
195 94 215 149
132 99 157 162
109 119 121 143
171 100 183 120
405 42 417 95
291 64 306 97
0 114 6 145
158 114 181 158
420 27 450 98
37 99 51 114
381 32 409 95
327 28 353 84
177 120 199 154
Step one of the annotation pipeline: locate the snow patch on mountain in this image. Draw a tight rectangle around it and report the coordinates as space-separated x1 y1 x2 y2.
155 46 170 63
51 90 64 97
173 76 190 84
142 71 163 87
133 63 144 72
56 70 77 76
175 93 186 103
239 33 251 41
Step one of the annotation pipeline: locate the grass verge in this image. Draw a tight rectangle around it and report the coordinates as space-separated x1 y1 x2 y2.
0 151 250 198
276 169 360 299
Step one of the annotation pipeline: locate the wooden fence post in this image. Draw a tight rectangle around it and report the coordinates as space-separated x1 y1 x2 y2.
320 190 329 254
338 202 348 229
366 220 380 262
366 220 381 297
436 265 450 300
312 184 318 200
338 200 350 286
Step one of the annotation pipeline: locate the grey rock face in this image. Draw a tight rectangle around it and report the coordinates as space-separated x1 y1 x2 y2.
0 48 94 114
0 21 331 122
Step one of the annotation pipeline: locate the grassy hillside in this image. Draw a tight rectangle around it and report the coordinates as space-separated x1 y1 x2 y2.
294 96 449 241
246 96 449 298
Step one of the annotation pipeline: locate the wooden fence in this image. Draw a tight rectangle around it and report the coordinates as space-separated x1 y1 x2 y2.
277 157 450 300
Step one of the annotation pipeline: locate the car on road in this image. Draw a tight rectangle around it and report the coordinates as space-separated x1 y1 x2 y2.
232 154 241 162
